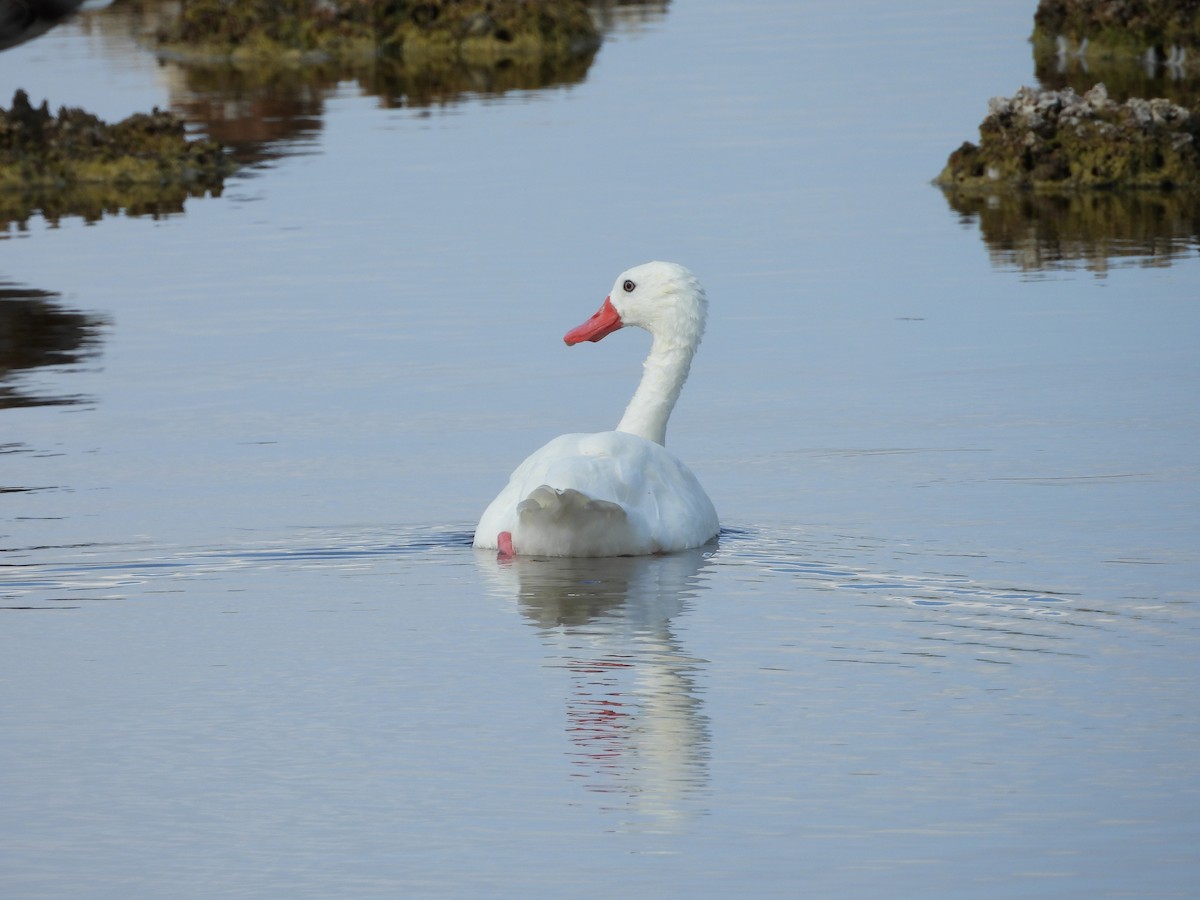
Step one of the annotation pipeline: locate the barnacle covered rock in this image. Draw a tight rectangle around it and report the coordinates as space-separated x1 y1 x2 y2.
934 84 1200 190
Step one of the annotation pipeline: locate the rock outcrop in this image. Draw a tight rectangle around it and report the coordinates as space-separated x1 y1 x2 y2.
935 84 1199 190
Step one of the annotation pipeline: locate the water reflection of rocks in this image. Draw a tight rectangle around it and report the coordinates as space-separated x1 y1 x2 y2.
1033 44 1200 110
479 546 712 829
1031 0 1200 109
940 0 1200 273
942 189 1200 275
2 179 222 231
0 281 107 408
92 0 666 166
4 0 667 227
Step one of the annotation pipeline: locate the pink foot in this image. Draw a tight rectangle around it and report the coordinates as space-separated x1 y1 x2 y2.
497 531 514 558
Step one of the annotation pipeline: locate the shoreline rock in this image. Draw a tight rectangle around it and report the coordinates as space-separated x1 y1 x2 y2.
934 84 1200 191
0 89 232 227
150 0 601 69
1 89 231 191
1032 0 1200 73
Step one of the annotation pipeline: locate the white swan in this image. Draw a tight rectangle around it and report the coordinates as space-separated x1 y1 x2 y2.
473 261 719 557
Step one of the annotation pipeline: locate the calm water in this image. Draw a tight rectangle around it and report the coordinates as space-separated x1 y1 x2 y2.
3 1 1199 896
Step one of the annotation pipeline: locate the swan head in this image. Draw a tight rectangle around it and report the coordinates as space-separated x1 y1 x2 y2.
564 261 707 349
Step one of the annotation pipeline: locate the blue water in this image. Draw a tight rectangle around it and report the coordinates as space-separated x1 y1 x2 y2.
2 1 1198 896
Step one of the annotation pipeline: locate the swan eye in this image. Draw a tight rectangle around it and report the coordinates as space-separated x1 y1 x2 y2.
622 280 636 293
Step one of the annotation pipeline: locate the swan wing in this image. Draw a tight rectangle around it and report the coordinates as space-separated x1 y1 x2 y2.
473 432 717 556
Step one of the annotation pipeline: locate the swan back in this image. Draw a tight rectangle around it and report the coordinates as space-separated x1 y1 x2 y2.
474 431 718 557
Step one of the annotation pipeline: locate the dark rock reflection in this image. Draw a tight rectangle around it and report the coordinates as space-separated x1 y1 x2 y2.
1 181 221 231
941 188 1200 275
0 281 107 409
943 9 1200 275
92 0 637 166
589 0 670 35
3 0 659 226
1031 33 1200 109
478 545 713 828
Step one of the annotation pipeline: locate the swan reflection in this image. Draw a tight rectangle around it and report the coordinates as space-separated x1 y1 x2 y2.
478 545 715 828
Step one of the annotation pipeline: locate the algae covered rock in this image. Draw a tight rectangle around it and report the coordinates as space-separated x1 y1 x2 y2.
935 83 1200 191
1032 0 1200 68
0 89 230 190
1031 0 1200 107
152 0 601 68
0 89 231 227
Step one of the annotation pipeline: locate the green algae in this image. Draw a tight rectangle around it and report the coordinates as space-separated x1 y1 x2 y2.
0 89 230 227
1032 0 1200 58
1030 0 1200 107
934 84 1200 192
0 89 231 190
151 0 601 68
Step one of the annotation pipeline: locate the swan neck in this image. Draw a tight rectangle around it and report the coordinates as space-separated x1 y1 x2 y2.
616 336 695 446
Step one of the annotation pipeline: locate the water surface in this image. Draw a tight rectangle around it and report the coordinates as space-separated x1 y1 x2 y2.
2 1 1198 896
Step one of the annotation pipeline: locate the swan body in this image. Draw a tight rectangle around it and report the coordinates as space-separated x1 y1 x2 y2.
473 261 718 557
